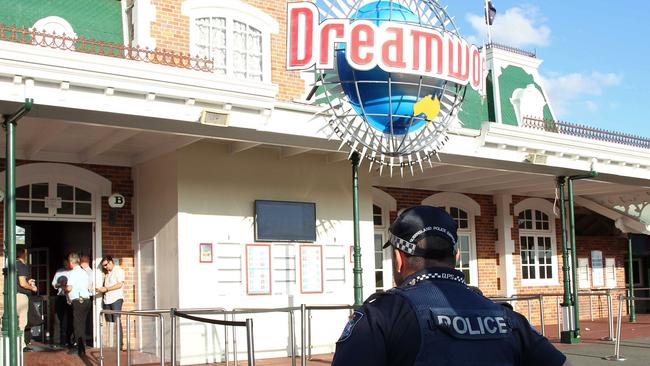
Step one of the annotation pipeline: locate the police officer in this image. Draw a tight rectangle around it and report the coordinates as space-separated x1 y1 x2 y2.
332 205 571 366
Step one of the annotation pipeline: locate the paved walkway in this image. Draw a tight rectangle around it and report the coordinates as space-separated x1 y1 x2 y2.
24 315 650 366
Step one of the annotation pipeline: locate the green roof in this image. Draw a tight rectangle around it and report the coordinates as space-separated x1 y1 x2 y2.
0 0 124 44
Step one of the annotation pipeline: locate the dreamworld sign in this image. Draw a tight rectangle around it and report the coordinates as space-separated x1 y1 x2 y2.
285 0 485 170
287 2 484 92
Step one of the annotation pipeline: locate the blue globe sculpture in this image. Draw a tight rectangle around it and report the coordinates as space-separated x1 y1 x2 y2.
336 1 444 135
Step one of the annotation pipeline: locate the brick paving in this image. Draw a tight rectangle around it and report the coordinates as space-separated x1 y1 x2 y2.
24 315 650 366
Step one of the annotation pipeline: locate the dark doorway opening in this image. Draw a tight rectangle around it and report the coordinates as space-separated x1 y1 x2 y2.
18 220 93 346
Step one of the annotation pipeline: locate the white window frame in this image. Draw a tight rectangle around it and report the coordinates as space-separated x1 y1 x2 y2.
605 257 617 288
514 198 559 286
16 181 94 219
182 0 278 83
422 192 480 286
372 188 396 291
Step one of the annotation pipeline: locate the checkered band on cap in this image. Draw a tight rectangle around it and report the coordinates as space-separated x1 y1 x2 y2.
407 272 466 287
388 232 417 255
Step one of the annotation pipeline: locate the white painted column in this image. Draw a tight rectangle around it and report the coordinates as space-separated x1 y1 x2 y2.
486 48 503 124
494 194 516 297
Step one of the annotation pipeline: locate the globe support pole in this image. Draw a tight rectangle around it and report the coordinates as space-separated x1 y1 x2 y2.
2 98 33 366
351 152 363 307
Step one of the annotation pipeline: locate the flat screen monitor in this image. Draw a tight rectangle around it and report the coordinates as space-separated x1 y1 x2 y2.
255 200 316 242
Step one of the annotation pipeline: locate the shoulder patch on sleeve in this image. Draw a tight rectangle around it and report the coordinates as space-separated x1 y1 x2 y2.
337 311 364 343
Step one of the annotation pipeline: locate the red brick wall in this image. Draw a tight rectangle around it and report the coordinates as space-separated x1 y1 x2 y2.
150 0 189 54
149 0 305 101
376 187 500 296
375 188 630 327
0 160 135 336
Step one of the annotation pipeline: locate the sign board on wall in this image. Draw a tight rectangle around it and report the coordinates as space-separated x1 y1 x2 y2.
300 245 323 293
108 193 126 208
578 257 590 289
199 243 213 263
246 244 272 295
591 250 604 288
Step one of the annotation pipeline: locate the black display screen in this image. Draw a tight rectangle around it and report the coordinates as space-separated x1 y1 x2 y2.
255 200 316 242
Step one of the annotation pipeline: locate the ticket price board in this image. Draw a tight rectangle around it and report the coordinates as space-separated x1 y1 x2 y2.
591 250 604 288
300 245 323 294
246 244 272 295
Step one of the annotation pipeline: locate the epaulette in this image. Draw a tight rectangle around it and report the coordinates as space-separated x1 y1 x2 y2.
498 302 514 310
364 290 391 305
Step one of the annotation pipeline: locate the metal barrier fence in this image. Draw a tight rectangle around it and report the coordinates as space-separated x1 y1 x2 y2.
98 290 649 366
305 304 355 361
489 295 545 336
490 288 640 342
604 295 650 361
171 308 255 366
229 306 300 366
99 310 165 366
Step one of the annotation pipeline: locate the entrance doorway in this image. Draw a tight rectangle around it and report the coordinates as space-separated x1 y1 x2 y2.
19 220 94 346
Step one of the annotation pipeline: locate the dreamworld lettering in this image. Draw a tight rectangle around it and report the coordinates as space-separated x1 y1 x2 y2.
287 2 485 91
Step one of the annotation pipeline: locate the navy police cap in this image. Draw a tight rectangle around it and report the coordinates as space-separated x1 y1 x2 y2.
383 205 458 256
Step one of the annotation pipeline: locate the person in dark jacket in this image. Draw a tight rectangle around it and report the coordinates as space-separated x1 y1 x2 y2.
332 205 572 366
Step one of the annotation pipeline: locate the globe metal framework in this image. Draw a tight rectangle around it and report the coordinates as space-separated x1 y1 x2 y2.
312 0 468 174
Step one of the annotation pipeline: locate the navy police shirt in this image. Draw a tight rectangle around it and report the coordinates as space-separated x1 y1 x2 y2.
331 267 566 366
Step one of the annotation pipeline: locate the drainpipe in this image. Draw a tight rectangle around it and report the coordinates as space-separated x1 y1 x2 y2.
350 152 363 306
557 176 574 343
2 98 33 366
628 235 636 322
567 171 598 341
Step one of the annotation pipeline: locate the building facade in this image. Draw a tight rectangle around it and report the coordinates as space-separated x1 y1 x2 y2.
1 0 649 363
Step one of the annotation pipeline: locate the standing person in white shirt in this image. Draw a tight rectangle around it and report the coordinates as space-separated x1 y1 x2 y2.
80 255 94 349
65 252 91 356
51 258 73 348
96 255 125 350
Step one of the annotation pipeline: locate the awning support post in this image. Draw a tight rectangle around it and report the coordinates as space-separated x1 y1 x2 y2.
1 98 33 366
627 235 636 322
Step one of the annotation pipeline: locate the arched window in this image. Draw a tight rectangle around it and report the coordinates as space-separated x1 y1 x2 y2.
515 199 559 286
183 0 277 83
16 182 93 217
422 193 480 285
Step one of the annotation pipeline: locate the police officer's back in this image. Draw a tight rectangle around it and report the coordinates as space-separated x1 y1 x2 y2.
332 205 571 366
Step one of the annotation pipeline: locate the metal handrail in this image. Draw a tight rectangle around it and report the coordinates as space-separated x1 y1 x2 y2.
488 295 546 336
99 309 165 366
305 304 355 361
106 296 641 366
230 307 300 366
522 116 650 149
485 42 537 58
604 295 650 361
171 308 255 366
0 23 214 72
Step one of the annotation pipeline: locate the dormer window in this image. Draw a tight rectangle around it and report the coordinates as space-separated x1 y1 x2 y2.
183 0 277 83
